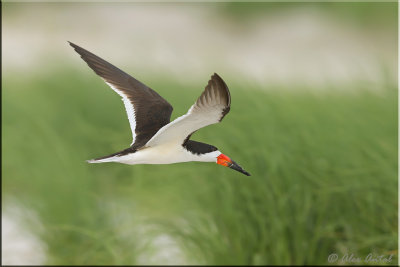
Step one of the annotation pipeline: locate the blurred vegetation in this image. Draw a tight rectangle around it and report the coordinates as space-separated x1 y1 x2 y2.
220 2 397 31
2 69 397 265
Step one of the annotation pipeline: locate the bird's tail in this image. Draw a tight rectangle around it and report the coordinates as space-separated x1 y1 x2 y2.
86 156 119 164
86 152 124 164
86 147 134 164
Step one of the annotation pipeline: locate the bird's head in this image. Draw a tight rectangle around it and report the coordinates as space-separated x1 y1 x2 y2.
216 153 251 176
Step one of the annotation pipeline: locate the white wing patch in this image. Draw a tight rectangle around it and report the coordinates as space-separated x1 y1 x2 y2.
105 81 137 145
145 75 229 148
145 102 224 147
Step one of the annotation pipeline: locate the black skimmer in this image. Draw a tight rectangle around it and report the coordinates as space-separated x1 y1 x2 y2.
69 42 250 176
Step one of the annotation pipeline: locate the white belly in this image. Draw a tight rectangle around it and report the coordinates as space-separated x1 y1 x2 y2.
112 144 219 165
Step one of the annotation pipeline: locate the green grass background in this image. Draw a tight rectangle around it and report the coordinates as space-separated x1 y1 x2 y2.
2 69 397 265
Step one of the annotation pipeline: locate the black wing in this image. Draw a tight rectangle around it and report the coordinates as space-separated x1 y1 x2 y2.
69 42 173 148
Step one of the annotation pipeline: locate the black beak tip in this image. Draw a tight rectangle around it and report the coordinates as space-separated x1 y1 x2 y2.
243 170 251 176
229 160 251 176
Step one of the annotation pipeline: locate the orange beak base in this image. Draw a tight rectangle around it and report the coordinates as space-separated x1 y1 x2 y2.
217 154 251 176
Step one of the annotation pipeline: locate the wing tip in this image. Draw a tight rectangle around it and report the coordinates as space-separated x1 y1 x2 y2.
68 41 79 49
209 72 231 107
212 72 221 79
211 73 224 85
68 41 88 58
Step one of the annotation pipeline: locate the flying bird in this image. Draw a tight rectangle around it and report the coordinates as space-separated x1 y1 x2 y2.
69 42 250 176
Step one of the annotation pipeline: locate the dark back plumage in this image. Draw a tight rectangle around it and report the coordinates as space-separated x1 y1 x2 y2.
183 140 218 155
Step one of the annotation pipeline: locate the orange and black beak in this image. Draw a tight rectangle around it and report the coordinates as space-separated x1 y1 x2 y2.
217 154 251 176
